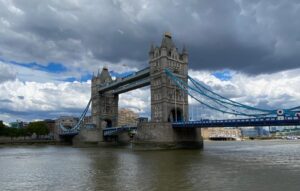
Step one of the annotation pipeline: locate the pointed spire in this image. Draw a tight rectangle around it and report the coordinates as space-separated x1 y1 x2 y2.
149 43 154 53
161 32 174 49
182 44 188 54
99 67 112 83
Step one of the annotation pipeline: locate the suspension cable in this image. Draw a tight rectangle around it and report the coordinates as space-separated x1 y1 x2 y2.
165 69 273 117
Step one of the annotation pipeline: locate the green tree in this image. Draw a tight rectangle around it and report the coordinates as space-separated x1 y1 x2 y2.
27 121 49 139
18 128 28 140
0 121 5 136
7 128 18 140
0 121 4 128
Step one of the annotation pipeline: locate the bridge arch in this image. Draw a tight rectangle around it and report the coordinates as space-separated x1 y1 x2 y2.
168 107 183 122
102 118 113 128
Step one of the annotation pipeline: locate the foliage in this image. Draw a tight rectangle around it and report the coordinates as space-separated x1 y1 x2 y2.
0 121 49 139
27 121 49 138
0 121 5 129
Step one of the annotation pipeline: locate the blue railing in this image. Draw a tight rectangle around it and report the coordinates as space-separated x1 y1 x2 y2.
103 125 137 136
173 117 300 128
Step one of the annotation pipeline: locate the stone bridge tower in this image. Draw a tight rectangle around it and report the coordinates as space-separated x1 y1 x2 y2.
134 32 203 150
149 32 189 123
91 67 118 131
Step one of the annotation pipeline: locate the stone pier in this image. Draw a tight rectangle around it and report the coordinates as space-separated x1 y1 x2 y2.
133 122 203 150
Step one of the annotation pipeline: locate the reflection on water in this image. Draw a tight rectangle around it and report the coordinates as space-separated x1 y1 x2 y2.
1 140 300 191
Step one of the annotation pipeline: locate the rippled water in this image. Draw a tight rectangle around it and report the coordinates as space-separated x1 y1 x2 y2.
1 140 300 191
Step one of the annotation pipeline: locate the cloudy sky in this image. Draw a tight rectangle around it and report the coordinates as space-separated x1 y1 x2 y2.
0 0 300 122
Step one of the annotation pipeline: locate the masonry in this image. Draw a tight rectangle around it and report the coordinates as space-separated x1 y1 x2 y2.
133 32 203 149
83 32 203 149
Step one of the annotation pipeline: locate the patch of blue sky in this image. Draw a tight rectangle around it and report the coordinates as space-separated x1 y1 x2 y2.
0 57 67 73
212 70 233 81
63 77 77 82
80 73 93 81
110 71 135 78
63 71 136 82
63 73 93 82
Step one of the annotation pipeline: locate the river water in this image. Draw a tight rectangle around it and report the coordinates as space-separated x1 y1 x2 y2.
0 140 300 191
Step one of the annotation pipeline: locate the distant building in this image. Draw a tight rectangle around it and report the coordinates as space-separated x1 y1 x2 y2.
44 119 56 139
83 116 96 129
9 120 27 128
84 116 93 124
137 117 148 123
118 108 139 126
54 116 79 140
240 127 259 138
255 127 270 137
201 127 241 140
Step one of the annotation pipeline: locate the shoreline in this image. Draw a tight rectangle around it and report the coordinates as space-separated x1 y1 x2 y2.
0 139 70 145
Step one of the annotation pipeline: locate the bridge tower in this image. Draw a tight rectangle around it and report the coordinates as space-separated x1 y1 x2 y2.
149 32 189 123
91 67 118 134
134 32 203 149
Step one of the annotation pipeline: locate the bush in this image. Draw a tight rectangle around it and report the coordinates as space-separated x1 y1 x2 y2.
0 121 49 139
27 121 49 139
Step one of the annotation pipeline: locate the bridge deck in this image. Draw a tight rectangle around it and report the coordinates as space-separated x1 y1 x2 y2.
173 117 300 128
113 77 150 94
103 126 137 136
98 67 150 94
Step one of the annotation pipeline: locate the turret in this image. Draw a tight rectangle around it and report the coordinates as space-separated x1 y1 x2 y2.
161 32 175 50
149 32 189 122
98 67 112 84
182 45 188 63
160 32 174 57
149 44 154 59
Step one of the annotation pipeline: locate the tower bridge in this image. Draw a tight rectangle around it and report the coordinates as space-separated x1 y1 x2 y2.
59 32 300 149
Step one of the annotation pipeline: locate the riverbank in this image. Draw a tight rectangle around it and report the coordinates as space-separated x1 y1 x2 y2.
0 136 66 145
0 140 67 145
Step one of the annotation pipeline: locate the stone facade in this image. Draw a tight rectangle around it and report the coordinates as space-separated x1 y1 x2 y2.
91 67 118 137
118 108 139 126
73 128 101 146
87 32 203 149
134 122 203 150
201 127 242 140
133 32 203 149
149 32 189 122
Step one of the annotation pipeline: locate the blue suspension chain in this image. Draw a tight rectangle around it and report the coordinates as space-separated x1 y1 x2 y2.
164 69 267 117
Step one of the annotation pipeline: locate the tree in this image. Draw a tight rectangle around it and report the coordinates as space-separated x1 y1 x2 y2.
18 128 28 139
0 121 4 128
7 128 18 140
0 121 7 136
27 121 49 139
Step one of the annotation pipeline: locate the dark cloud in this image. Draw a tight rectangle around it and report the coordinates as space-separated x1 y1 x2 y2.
0 0 299 74
0 63 16 83
0 99 12 103
17 96 24 100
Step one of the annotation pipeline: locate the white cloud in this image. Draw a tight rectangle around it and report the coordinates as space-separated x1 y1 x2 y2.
119 88 150 116
1 0 300 124
1 79 90 110
189 68 300 117
1 66 300 122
